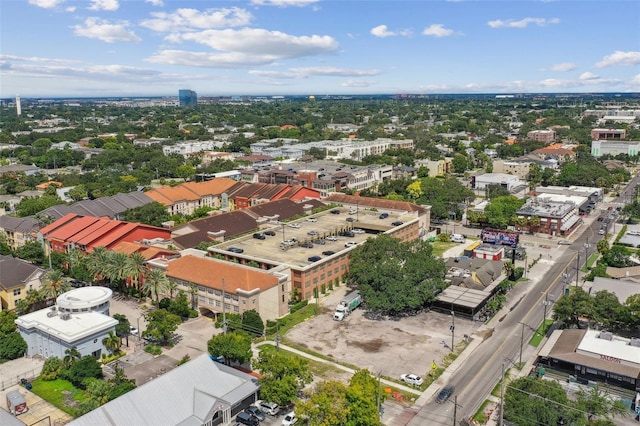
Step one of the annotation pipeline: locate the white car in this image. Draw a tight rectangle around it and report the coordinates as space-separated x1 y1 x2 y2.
306 218 317 222
282 411 297 426
345 242 358 248
352 228 365 234
288 223 301 229
598 229 605 235
129 326 139 336
325 235 338 241
400 373 424 386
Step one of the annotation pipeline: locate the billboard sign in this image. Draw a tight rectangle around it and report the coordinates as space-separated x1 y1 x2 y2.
481 228 519 247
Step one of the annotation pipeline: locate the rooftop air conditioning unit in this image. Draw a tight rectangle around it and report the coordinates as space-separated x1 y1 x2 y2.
60 312 71 320
630 338 640 348
599 331 613 341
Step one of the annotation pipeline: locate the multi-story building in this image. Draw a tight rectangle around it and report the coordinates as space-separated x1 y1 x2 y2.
472 173 524 192
162 141 224 156
38 214 171 255
591 140 640 157
491 160 532 180
526 130 556 143
0 255 45 311
590 128 626 140
0 216 39 250
415 158 452 177
515 195 583 236
178 89 197 107
15 287 118 359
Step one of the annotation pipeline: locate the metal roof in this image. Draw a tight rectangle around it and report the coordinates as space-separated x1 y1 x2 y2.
68 354 259 426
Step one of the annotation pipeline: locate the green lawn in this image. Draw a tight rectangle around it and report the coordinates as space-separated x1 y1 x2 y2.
30 378 88 416
430 241 458 257
528 320 553 347
265 304 318 339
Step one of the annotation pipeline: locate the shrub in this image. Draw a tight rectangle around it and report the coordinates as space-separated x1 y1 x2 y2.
158 298 171 309
144 344 162 356
290 300 309 314
41 357 63 380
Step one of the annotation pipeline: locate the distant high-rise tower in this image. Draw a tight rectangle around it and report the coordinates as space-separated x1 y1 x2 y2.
178 89 197 107
16 95 21 116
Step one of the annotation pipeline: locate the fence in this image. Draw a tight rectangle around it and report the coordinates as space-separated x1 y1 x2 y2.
1 368 41 391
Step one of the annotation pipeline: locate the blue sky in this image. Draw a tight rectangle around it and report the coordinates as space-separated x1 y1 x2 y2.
1 0 639 97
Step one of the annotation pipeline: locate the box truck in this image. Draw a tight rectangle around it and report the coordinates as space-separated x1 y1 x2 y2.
333 291 362 321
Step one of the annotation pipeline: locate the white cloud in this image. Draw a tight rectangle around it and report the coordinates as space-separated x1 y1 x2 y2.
72 18 141 43
341 79 376 88
158 28 338 66
88 0 119 11
632 74 640 85
549 62 575 72
487 17 560 28
140 8 252 32
370 24 411 38
596 51 640 68
249 66 381 79
145 0 163 6
65 6 76 12
250 0 319 6
28 0 64 8
422 24 455 38
579 72 599 81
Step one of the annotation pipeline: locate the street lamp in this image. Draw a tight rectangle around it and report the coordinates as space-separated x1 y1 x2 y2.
450 311 455 352
541 292 554 335
500 357 518 426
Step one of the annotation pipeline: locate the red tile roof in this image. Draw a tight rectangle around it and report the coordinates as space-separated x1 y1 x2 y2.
166 255 278 292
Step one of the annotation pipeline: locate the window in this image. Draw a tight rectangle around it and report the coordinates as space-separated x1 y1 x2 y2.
233 306 239 312
13 289 21 296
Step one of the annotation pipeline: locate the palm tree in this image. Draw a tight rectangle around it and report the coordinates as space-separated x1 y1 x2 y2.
188 282 199 310
41 270 69 300
123 252 147 291
143 268 170 305
63 346 81 368
107 252 130 292
167 281 178 299
102 330 121 355
87 246 110 284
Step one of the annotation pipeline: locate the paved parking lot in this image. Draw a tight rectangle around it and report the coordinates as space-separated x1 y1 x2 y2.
286 286 480 381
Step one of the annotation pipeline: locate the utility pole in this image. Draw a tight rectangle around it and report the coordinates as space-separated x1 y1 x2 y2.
519 322 525 366
542 292 553 335
222 278 227 334
450 310 455 352
575 252 580 287
500 360 505 426
275 321 280 351
453 395 458 426
376 371 382 418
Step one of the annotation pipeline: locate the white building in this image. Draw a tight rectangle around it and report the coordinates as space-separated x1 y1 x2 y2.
591 140 640 157
473 173 524 191
15 287 117 359
162 141 225 156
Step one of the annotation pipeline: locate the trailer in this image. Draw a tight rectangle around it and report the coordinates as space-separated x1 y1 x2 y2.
333 291 362 321
6 390 28 416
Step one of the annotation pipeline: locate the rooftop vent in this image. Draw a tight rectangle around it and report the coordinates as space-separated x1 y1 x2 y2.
598 331 613 341
60 312 71 321
630 338 640 348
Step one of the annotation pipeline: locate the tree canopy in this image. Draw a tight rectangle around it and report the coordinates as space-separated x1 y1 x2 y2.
207 331 253 365
346 234 446 316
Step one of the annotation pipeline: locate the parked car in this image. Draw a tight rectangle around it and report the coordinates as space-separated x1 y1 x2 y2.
314 238 326 245
322 250 336 256
300 242 313 248
400 373 424 386
306 217 318 222
330 209 341 214
345 242 357 248
264 230 276 236
349 209 358 215
282 411 298 426
253 233 266 240
288 223 301 229
308 256 321 262
307 230 319 236
598 228 605 235
325 235 338 241
129 326 139 336
228 247 244 253
346 217 355 222
236 411 259 426
379 213 389 219
558 239 572 245
244 406 266 422
391 221 403 226
435 385 455 404
352 228 365 234
256 401 279 416
340 230 354 237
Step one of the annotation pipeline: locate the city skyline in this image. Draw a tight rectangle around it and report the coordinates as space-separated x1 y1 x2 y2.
1 0 639 98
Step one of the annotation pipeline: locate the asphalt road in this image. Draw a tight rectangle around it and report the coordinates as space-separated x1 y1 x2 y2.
407 176 639 425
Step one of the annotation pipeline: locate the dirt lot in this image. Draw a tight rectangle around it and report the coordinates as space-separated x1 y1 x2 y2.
285 287 480 381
